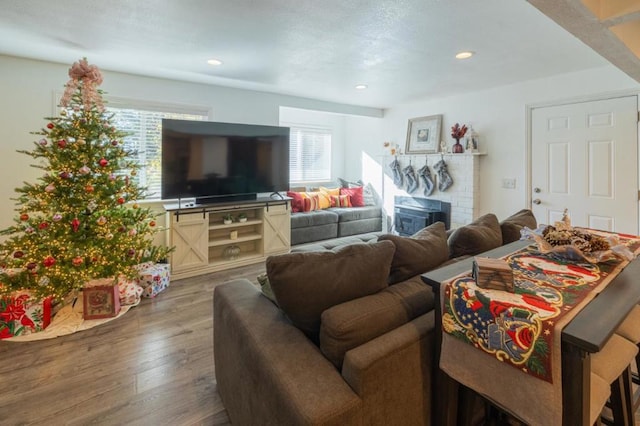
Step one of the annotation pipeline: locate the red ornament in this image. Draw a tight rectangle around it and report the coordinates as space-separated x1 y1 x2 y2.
72 256 84 266
85 184 94 193
111 140 118 146
46 123 54 129
57 139 67 148
38 222 49 230
149 220 156 227
99 158 109 167
127 249 136 257
26 262 37 270
59 171 69 179
71 218 80 232
117 197 125 205
19 213 29 221
43 256 56 267
13 251 24 259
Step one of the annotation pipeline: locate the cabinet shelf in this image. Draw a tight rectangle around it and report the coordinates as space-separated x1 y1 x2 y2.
209 219 262 230
209 252 263 267
208 233 262 247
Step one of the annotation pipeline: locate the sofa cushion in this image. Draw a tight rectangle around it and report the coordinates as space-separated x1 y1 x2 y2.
329 206 382 222
448 213 503 259
266 240 395 340
331 194 352 207
319 275 434 368
290 210 339 229
378 221 449 284
500 209 537 244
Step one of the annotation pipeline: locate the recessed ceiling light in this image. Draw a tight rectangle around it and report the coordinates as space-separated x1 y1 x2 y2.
207 58 223 66
455 51 474 60
355 84 368 90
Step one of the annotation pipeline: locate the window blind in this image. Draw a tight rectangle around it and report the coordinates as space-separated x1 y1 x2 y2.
106 105 207 199
288 126 332 183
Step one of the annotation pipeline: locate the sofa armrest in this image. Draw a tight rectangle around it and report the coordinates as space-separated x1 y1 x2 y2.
214 279 362 426
341 311 435 425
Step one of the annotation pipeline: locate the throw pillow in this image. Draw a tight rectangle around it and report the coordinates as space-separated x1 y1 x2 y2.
302 194 320 212
330 194 351 207
266 240 395 341
286 191 304 213
448 213 503 259
319 186 340 197
338 177 364 188
378 221 449 284
500 209 538 244
340 186 364 207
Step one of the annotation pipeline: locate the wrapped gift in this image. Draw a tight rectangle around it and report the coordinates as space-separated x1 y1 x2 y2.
83 278 120 320
137 263 170 298
118 276 143 306
0 292 52 339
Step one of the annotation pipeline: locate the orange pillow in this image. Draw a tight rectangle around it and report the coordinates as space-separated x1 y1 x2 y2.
340 186 364 207
331 194 351 207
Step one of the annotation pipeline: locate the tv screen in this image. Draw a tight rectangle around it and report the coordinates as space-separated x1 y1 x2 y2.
161 119 290 203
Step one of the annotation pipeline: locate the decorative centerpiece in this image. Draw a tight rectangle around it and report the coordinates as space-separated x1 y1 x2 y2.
450 123 468 153
528 210 633 263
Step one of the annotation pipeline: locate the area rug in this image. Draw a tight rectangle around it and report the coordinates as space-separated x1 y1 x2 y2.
4 294 138 342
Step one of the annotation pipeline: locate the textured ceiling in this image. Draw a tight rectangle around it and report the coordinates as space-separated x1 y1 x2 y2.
0 0 614 109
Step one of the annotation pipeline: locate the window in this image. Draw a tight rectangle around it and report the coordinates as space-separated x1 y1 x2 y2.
107 100 208 199
287 125 332 183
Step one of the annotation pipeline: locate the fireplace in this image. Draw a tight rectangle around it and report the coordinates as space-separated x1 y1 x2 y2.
394 196 451 236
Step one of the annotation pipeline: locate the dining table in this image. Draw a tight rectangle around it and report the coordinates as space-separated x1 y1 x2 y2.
421 236 640 425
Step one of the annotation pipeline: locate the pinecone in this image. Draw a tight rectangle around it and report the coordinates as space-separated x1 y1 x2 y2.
543 229 572 246
587 236 610 252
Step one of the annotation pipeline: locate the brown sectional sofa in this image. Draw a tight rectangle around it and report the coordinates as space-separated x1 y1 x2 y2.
214 209 537 425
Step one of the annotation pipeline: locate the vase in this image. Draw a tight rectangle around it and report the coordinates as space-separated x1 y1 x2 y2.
452 138 464 153
223 245 241 260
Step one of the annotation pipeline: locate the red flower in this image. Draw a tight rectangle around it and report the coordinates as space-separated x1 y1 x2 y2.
451 123 468 140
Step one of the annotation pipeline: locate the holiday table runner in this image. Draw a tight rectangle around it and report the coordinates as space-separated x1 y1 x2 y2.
439 230 640 425
443 232 640 382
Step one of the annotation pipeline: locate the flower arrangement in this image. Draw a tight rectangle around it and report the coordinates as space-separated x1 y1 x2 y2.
450 123 468 141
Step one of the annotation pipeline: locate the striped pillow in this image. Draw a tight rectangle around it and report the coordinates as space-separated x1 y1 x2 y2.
331 194 351 207
303 194 320 212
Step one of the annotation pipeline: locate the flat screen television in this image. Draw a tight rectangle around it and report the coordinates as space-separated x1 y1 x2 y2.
161 119 290 204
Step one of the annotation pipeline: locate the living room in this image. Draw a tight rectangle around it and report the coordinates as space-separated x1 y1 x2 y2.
1 0 640 424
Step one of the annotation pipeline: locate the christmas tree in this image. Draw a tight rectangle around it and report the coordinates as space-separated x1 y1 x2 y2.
0 58 170 300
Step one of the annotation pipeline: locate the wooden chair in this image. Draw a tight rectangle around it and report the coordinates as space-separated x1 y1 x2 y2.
615 304 640 413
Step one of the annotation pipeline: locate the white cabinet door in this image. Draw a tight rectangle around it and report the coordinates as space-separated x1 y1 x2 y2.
263 203 291 255
170 212 209 273
531 96 638 234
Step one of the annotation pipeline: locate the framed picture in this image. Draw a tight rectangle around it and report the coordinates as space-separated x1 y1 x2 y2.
405 114 442 154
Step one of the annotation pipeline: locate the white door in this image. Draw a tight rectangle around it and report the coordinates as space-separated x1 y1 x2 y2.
531 96 638 234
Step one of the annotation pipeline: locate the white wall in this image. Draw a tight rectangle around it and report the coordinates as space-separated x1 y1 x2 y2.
378 65 640 222
0 55 382 237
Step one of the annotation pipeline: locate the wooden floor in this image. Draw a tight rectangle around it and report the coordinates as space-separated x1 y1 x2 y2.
0 263 265 426
1 261 639 426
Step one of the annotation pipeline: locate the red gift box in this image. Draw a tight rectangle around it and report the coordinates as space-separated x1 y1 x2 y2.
0 292 52 339
83 279 121 320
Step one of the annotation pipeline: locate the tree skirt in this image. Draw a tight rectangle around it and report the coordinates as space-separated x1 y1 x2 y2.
4 295 138 342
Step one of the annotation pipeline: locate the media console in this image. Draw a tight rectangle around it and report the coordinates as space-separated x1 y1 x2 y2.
165 197 291 280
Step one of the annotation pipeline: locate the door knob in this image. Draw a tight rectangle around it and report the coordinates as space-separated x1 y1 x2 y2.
532 199 541 205
534 187 541 193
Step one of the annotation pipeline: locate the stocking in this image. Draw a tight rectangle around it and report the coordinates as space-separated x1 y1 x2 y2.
434 159 454 192
403 164 419 194
389 157 403 188
418 164 435 196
